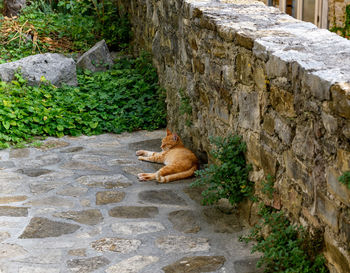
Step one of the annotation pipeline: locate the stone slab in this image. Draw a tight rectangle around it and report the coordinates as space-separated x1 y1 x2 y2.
19 217 80 238
109 206 159 218
138 189 187 205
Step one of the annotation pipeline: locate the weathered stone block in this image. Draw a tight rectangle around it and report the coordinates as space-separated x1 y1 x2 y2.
238 91 260 131
340 213 350 244
260 145 277 176
326 167 350 206
279 180 302 219
235 32 254 50
283 150 313 195
330 83 350 118
324 232 350 273
76 40 113 72
292 124 318 161
316 193 339 232
303 72 331 100
274 116 293 145
270 86 296 118
246 133 261 168
266 55 288 78
336 149 350 173
321 111 338 135
235 53 253 85
262 114 275 135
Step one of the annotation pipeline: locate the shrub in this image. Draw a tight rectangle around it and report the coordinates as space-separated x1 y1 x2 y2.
241 205 329 273
0 54 166 148
191 135 253 206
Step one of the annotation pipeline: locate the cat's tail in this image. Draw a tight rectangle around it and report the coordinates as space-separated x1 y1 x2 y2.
159 165 197 183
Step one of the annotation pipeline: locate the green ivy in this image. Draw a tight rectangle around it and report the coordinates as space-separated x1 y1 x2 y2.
0 54 166 148
330 5 350 39
191 135 253 206
338 171 350 189
240 205 329 273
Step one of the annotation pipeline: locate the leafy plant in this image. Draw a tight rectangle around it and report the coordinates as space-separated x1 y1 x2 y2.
261 174 275 199
240 205 329 273
0 54 166 147
338 171 350 189
191 135 253 206
330 5 350 39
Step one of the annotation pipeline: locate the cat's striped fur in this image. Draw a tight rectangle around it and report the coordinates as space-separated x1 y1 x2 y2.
136 129 198 183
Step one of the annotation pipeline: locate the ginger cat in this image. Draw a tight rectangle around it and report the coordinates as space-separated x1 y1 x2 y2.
136 129 198 183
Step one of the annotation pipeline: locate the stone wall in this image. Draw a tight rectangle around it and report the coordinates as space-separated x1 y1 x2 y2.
329 0 350 30
117 0 350 271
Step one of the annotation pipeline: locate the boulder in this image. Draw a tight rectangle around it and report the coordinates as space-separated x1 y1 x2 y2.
0 53 77 86
76 40 114 72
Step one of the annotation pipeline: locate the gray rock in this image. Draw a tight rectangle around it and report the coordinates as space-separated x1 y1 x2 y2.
156 235 210 253
77 174 132 189
0 231 10 242
9 149 30 159
17 168 52 177
77 40 114 72
91 237 141 253
0 243 27 259
25 196 75 208
19 217 80 238
183 186 205 204
106 256 159 273
203 207 242 233
0 53 77 86
68 249 87 257
67 256 110 273
57 186 88 197
234 258 263 273
138 189 187 205
109 206 158 218
0 195 27 204
96 191 126 205
60 147 84 153
0 161 15 169
62 161 108 171
168 210 200 233
0 206 28 217
111 221 165 235
53 209 103 225
162 256 226 273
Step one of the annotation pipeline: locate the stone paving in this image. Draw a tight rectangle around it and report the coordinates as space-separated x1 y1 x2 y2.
0 129 262 273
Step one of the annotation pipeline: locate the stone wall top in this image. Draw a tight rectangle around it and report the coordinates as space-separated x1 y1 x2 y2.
184 0 350 97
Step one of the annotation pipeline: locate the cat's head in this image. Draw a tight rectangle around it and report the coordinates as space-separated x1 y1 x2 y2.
161 129 181 151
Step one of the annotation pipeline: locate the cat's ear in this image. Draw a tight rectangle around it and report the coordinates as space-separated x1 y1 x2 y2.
173 134 179 142
166 128 172 136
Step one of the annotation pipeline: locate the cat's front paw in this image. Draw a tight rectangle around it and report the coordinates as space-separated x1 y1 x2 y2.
136 150 145 156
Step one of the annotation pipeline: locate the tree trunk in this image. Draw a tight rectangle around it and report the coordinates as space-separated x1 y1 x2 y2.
3 0 26 17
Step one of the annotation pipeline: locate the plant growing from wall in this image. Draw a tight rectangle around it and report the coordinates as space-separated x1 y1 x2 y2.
261 174 275 199
330 5 350 39
240 205 329 273
338 171 350 189
191 135 253 206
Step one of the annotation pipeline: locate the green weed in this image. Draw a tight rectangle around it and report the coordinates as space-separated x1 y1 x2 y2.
240 205 329 273
191 135 253 206
0 54 166 148
261 174 275 199
338 171 350 189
